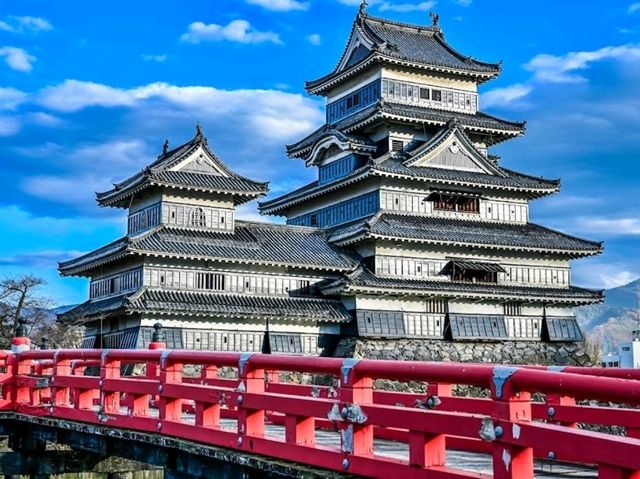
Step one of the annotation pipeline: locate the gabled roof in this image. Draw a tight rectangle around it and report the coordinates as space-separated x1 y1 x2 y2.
304 129 377 166
286 102 524 158
58 221 360 277
321 266 603 305
58 288 352 323
262 122 557 216
96 125 268 208
328 212 603 257
402 118 504 175
306 9 501 95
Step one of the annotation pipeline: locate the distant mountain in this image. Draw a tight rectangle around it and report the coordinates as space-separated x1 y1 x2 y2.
576 279 640 354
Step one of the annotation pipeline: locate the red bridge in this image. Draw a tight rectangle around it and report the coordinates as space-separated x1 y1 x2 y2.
3 335 640 478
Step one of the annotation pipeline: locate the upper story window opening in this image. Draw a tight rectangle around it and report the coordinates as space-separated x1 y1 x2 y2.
504 302 522 316
428 192 480 214
441 260 504 284
191 207 207 227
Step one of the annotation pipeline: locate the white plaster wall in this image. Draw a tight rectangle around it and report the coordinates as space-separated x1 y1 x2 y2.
382 66 477 92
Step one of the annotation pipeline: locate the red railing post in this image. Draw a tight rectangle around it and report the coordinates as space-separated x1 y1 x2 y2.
195 365 220 428
100 352 121 414
339 359 373 463
237 353 265 447
52 354 72 409
159 352 183 423
491 367 533 479
546 393 577 428
407 382 449 467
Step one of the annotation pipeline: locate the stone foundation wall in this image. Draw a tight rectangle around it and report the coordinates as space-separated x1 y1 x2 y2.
333 338 594 366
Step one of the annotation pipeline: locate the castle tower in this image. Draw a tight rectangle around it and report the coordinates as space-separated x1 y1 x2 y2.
59 126 356 353
259 7 602 347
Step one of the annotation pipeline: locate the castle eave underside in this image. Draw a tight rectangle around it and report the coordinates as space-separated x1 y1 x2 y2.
259 162 559 215
58 289 352 324
328 213 603 258
58 222 359 277
321 267 603 305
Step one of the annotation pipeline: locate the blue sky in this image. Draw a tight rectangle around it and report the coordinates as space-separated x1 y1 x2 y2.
1 0 639 305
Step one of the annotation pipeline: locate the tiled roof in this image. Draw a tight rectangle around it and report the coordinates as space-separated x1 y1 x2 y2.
58 289 352 323
96 127 268 208
59 221 359 276
58 237 130 275
374 158 559 191
329 213 603 256
322 267 603 304
306 12 500 93
57 294 129 321
128 289 351 322
287 102 524 156
259 159 558 215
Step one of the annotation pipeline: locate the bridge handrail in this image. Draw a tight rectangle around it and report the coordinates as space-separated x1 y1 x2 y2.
3 349 640 478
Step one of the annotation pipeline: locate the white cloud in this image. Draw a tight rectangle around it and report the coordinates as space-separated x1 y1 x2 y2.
35 80 322 142
572 261 640 290
453 0 472 5
22 175 111 206
0 86 28 110
336 0 437 11
28 111 64 127
0 46 36 72
0 16 52 33
378 1 436 12
180 19 282 45
574 217 640 236
481 83 532 108
38 80 139 111
0 115 21 136
524 45 640 83
628 3 640 13
141 54 167 62
307 33 322 46
246 0 309 11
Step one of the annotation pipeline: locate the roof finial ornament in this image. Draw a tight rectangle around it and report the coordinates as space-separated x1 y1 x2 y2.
162 138 169 155
195 121 203 139
359 0 368 14
430 11 440 27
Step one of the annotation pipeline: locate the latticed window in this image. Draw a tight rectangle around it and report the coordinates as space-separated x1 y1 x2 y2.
196 273 225 291
504 302 522 316
190 207 207 227
425 299 446 314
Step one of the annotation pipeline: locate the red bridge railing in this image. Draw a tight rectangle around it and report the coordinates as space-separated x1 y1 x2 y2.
1 346 640 478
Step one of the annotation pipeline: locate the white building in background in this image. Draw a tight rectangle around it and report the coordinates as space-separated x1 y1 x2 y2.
58 6 603 355
602 339 640 368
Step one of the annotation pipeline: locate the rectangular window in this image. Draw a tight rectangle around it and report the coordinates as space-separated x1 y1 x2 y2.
391 140 404 152
196 273 225 291
419 88 430 100
425 299 446 313
431 194 479 214
432 89 442 102
504 302 522 316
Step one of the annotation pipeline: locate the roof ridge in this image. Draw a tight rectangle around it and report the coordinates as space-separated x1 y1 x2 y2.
360 12 441 35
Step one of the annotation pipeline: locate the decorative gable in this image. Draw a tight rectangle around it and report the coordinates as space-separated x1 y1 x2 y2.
404 121 505 177
169 145 227 176
336 22 374 73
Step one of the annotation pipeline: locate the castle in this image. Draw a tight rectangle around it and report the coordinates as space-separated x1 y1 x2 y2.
59 7 603 360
